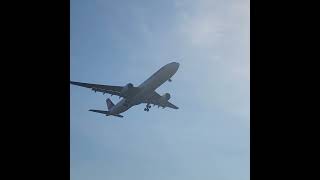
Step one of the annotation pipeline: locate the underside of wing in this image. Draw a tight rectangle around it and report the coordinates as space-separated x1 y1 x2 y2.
143 91 179 109
70 81 139 98
163 101 179 109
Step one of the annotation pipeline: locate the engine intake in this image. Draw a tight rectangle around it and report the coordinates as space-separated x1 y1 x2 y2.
120 83 134 96
160 93 171 102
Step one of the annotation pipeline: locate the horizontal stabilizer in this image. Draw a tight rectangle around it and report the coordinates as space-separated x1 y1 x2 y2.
89 109 123 118
89 109 109 114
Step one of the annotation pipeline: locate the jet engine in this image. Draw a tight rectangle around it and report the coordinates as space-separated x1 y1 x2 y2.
160 93 171 102
120 83 134 96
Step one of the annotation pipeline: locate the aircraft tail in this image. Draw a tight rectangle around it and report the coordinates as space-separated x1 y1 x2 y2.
106 98 115 110
88 98 123 118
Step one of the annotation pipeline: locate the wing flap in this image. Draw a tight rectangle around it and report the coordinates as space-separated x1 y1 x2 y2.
71 81 122 96
70 81 140 98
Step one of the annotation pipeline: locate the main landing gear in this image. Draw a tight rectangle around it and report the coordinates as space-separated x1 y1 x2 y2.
144 103 152 112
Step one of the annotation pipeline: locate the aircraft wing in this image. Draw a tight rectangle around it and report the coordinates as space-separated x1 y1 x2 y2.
70 81 139 98
144 91 179 109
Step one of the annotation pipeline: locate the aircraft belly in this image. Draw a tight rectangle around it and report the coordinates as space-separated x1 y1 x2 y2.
111 104 130 114
130 74 166 104
110 99 130 114
140 74 167 91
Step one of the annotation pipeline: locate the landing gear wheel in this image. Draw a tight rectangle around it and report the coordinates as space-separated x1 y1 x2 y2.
145 104 151 112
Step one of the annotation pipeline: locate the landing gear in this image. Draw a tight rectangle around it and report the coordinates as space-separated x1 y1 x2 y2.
144 103 152 112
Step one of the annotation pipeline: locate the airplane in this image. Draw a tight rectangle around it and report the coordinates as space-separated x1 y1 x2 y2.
70 62 180 118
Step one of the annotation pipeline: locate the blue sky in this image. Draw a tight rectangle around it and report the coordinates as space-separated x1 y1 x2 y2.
70 0 250 180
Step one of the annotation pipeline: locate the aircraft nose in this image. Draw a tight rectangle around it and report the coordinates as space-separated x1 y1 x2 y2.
164 62 180 74
168 62 179 75
171 62 180 69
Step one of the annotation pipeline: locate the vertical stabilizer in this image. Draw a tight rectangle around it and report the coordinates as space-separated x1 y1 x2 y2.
106 98 115 110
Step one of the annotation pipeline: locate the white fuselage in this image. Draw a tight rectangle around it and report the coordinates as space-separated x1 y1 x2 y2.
109 62 179 115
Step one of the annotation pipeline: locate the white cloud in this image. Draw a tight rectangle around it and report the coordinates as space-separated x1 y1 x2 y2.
179 14 224 46
175 0 249 48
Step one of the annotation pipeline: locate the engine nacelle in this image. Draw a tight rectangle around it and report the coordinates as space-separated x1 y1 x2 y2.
160 93 171 102
120 83 134 96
